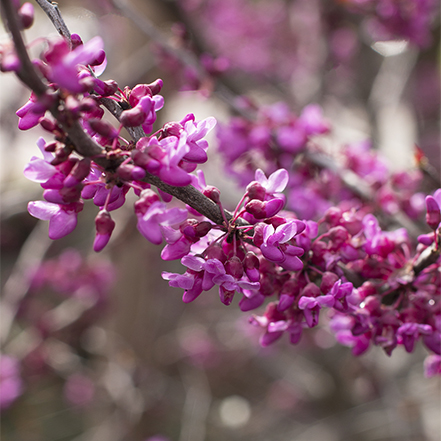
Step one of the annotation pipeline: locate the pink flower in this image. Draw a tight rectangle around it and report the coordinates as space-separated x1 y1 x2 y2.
16 92 47 130
259 221 305 271
44 36 105 93
181 114 216 163
136 200 187 245
28 200 83 240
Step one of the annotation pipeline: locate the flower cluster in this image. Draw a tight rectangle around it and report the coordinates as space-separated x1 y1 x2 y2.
15 30 216 251
6 4 440 377
217 103 427 222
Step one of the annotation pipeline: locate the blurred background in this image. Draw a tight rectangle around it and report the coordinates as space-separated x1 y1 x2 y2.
1 0 440 440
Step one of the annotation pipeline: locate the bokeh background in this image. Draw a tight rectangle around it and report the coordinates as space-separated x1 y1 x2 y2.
1 0 440 440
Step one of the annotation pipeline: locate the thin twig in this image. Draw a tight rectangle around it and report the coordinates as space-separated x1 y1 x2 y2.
34 0 71 44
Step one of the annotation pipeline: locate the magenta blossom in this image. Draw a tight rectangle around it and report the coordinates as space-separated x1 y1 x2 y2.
136 200 187 245
44 36 105 93
180 114 216 163
23 137 57 183
258 221 305 271
298 295 335 328
16 92 47 130
28 200 83 240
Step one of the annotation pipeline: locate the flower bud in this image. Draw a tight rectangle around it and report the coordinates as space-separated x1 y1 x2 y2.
264 198 284 218
88 119 118 139
203 186 221 203
245 199 266 219
253 223 265 247
328 226 349 251
64 158 91 188
324 207 342 226
118 164 146 181
94 210 115 252
278 294 295 311
301 282 320 298
195 221 212 238
120 106 146 127
89 49 106 67
425 195 441 230
225 256 244 279
161 121 182 138
39 117 58 133
18 3 34 29
320 272 339 294
205 245 227 263
71 33 83 50
94 79 118 97
51 146 72 165
180 219 198 238
244 252 260 282
0 51 20 72
246 181 266 201
131 149 150 168
147 78 163 95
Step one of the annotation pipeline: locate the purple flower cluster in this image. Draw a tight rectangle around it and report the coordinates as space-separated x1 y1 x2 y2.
9 13 440 378
217 102 330 188
17 32 216 251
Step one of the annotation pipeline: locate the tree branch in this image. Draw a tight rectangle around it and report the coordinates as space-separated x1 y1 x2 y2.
34 0 71 44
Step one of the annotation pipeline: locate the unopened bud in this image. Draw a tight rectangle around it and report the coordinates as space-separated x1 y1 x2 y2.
39 117 57 133
147 78 163 95
203 186 221 204
252 223 265 247
120 106 146 127
162 122 182 137
0 51 20 72
320 272 339 294
425 196 441 230
94 210 115 252
64 158 91 188
51 146 72 165
245 199 266 219
263 198 284 218
89 49 106 67
205 245 227 263
94 79 118 97
88 119 118 139
131 149 150 168
71 33 83 50
301 283 320 298
324 207 342 226
118 164 146 181
246 181 266 201
18 3 34 29
195 221 212 238
225 256 244 279
328 226 349 251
